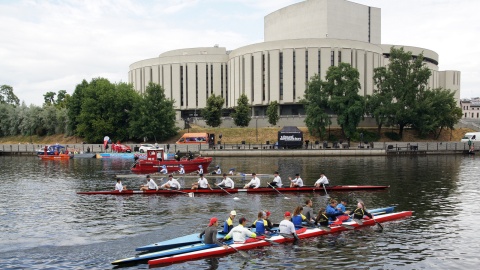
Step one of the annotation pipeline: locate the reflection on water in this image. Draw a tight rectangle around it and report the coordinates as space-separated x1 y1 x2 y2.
0 155 479 269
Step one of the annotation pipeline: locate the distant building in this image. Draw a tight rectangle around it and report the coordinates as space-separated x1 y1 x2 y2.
129 0 461 121
460 98 480 119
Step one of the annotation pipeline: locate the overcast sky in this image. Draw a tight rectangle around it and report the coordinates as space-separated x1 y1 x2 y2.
1 0 478 106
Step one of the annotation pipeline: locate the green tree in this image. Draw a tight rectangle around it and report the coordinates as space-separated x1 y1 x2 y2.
266 100 279 126
232 94 251 127
129 82 178 141
369 69 395 136
302 74 331 139
0 85 20 106
43 91 56 106
324 63 365 139
202 94 224 127
373 47 431 138
56 90 69 108
67 80 89 135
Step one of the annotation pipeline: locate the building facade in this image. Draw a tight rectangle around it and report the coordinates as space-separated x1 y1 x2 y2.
129 0 461 121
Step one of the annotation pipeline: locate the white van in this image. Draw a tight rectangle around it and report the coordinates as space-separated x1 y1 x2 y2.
460 132 480 142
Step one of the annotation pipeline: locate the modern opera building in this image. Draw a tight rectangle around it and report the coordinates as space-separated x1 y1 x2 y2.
128 0 461 121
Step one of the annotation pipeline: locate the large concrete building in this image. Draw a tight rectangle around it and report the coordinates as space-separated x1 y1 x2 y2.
129 0 461 121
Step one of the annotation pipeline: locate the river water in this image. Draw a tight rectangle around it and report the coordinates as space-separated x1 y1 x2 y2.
0 155 478 269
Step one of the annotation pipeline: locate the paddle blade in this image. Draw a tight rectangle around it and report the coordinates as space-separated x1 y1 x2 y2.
188 192 194 198
353 219 364 225
375 221 384 231
318 226 332 232
341 224 355 230
233 197 240 200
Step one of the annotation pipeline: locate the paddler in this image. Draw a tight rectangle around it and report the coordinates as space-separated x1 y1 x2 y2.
289 173 304 187
216 173 235 188
191 173 212 190
314 208 329 226
243 173 261 189
223 217 257 243
268 171 282 188
353 202 373 220
279 211 299 243
160 174 181 190
211 165 221 175
198 217 229 249
326 199 350 223
222 210 237 234
314 172 329 188
292 206 307 227
196 165 204 175
302 199 315 225
140 175 158 191
177 164 185 175
115 178 127 192
159 165 168 174
251 211 273 235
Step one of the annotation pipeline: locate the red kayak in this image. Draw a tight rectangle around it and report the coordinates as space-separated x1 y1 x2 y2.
39 153 73 160
76 185 389 195
131 149 212 174
148 211 412 266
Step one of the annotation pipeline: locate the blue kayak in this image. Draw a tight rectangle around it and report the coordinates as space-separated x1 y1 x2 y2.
135 231 226 252
135 207 395 253
112 243 220 265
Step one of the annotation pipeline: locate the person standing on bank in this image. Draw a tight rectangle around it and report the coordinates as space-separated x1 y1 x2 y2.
140 175 158 191
243 173 261 189
289 174 303 187
314 173 329 188
199 217 229 249
268 171 283 188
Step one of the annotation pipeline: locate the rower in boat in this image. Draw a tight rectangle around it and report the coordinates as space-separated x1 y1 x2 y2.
250 211 273 236
326 199 350 223
177 164 185 175
289 173 304 187
268 171 283 188
337 199 348 212
243 173 261 189
159 165 168 174
292 206 307 227
279 211 299 243
196 165 204 175
160 174 181 190
216 173 234 188
302 199 315 225
223 217 257 243
222 210 237 234
353 202 373 220
314 172 329 188
115 179 127 192
264 210 273 228
211 165 221 175
314 207 329 226
140 175 158 191
191 173 212 190
198 217 228 249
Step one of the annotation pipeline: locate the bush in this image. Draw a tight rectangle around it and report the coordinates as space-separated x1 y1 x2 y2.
385 132 401 141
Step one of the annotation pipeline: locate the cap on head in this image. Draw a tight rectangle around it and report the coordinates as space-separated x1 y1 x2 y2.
199 165 202 168
284 211 291 217
208 217 218 226
230 210 236 216
266 211 271 217
239 217 247 224
179 164 184 167
216 165 219 168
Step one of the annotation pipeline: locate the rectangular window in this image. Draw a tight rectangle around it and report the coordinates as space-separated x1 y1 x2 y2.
331 51 335 66
252 55 254 102
293 51 296 99
150 68 153 83
195 65 198 107
206 64 209 98
318 50 321 75
180 66 184 106
262 53 266 101
211 65 213 94
280 52 283 100
305 50 308 83
221 65 224 98
225 65 228 106
338 51 342 64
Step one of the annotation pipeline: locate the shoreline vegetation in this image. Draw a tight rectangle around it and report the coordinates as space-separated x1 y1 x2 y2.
0 125 472 145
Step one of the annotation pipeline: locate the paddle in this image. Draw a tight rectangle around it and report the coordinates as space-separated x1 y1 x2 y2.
356 199 384 231
267 183 290 200
169 189 195 197
262 238 280 245
322 184 329 198
217 185 240 200
228 244 249 258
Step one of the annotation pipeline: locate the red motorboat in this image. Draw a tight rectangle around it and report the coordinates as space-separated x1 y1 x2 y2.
39 153 73 160
131 149 212 174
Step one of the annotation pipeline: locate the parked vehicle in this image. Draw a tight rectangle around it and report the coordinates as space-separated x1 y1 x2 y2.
111 143 132 153
176 133 209 144
138 144 159 153
460 132 480 142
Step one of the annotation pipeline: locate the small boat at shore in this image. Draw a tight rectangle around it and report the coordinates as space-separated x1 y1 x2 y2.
77 185 389 195
147 210 412 267
131 149 212 174
39 153 73 160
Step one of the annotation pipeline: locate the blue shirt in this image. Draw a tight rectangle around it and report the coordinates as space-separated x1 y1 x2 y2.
337 203 346 212
326 204 344 221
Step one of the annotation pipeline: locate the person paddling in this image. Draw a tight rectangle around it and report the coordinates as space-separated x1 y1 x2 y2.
191 173 212 190
289 173 303 187
291 206 307 227
115 179 127 192
353 202 373 220
314 173 329 188
196 165 204 175
159 165 168 174
140 175 158 191
216 173 235 188
177 164 185 175
326 199 350 223
279 211 300 244
243 173 261 189
222 210 237 234
223 217 257 243
211 165 221 175
251 211 273 235
302 199 315 225
268 171 283 188
160 174 181 190
314 207 329 227
198 217 229 249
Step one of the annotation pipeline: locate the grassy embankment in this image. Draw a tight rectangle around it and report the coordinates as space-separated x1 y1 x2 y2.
0 125 472 145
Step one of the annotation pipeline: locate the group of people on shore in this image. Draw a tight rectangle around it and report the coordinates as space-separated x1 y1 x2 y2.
199 200 373 246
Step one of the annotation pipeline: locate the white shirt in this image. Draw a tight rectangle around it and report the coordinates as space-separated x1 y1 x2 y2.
279 219 296 234
291 177 303 187
218 177 235 188
178 167 185 174
115 182 124 192
315 175 329 186
198 168 204 174
162 178 181 189
160 167 168 174
273 175 282 187
246 177 261 188
215 168 221 174
147 179 158 190
198 177 209 188
225 225 255 243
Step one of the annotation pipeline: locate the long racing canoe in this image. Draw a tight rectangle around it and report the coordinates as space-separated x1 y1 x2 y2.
77 185 389 195
135 206 395 253
148 210 412 267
